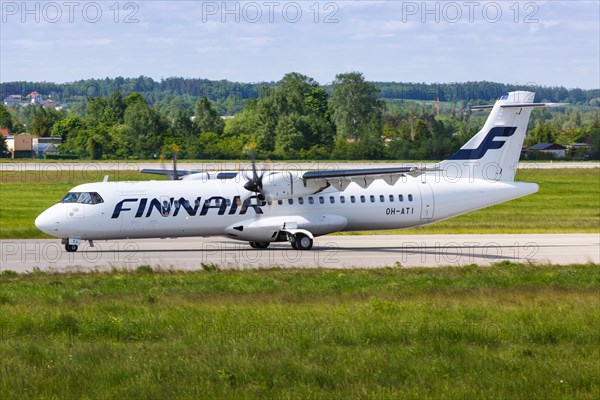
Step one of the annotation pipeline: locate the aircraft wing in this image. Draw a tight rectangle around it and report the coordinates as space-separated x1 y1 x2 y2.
302 166 435 190
140 168 195 178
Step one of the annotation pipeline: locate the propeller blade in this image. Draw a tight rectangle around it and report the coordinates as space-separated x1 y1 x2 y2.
172 151 179 181
243 151 263 192
242 146 268 201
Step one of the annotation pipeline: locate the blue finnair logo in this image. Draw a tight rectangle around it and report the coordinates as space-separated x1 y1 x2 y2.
448 127 517 160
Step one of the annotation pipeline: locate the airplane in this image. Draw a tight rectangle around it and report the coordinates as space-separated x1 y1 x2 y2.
35 91 562 252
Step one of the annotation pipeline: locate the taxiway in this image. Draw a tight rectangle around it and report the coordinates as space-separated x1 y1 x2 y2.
1 234 597 273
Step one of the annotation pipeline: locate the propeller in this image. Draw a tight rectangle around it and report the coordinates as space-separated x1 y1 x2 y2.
242 147 267 201
161 144 180 181
243 152 263 192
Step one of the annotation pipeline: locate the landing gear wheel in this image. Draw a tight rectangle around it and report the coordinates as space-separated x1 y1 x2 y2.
249 241 270 249
65 244 78 252
291 241 298 250
294 233 313 250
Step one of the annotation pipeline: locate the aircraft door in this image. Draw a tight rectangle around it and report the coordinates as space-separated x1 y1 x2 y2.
417 180 435 220
160 196 172 217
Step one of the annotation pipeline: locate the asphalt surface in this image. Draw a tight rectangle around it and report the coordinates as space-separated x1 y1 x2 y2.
1 234 598 273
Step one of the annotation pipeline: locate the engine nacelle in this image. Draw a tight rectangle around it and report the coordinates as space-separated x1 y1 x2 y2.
260 172 328 201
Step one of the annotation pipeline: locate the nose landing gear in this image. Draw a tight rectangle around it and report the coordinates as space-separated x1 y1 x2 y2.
65 244 78 252
62 238 81 252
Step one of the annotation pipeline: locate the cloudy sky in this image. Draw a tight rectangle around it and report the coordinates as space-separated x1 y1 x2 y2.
1 1 598 88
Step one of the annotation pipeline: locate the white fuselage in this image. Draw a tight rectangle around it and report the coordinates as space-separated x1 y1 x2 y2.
35 172 538 241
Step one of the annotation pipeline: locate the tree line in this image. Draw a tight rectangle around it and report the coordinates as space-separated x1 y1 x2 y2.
2 76 599 115
1 72 599 160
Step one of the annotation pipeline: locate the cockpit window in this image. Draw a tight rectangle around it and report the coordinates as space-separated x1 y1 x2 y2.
61 192 104 204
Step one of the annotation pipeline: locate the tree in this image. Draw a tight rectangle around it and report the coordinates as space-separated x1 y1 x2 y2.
247 73 335 157
589 113 600 160
0 134 9 157
304 86 329 117
274 72 317 115
274 114 304 158
0 104 14 131
123 102 168 158
50 116 84 141
169 109 196 158
60 126 111 159
104 91 125 125
29 106 51 136
329 72 384 141
194 97 224 134
85 97 108 126
124 92 147 108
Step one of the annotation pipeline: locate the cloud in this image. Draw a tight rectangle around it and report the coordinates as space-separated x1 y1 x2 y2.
72 38 112 46
0 0 597 88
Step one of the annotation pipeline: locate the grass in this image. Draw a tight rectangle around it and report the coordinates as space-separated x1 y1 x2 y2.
0 263 598 399
0 168 598 238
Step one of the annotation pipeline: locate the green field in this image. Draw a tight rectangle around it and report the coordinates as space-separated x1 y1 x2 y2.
0 168 598 238
0 264 598 399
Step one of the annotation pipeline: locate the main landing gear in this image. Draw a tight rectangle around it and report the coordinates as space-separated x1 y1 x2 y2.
248 232 313 251
291 233 313 250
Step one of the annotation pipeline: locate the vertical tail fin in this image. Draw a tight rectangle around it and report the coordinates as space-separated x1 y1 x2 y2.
439 91 562 181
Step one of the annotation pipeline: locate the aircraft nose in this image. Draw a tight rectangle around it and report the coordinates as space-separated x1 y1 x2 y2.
35 209 61 236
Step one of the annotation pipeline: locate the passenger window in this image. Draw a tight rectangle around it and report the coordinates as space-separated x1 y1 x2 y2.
340 196 345 204
389 195 394 202
299 197 304 205
380 195 385 202
319 196 324 204
370 195 375 203
360 195 366 203
278 200 283 205
330 196 335 204
351 196 356 203
399 195 404 202
408 194 413 202
288 199 294 205
309 197 314 205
